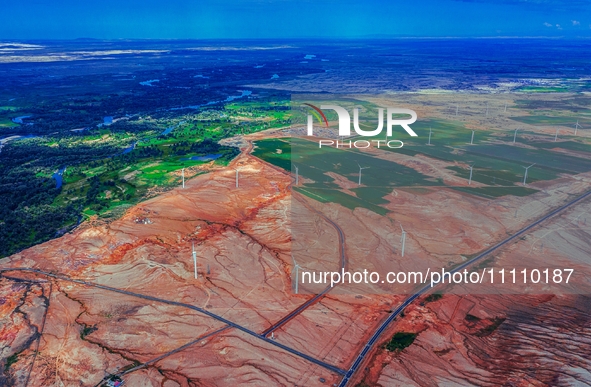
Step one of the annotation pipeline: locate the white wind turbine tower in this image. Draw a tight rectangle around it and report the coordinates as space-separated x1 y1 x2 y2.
470 130 475 145
575 120 581 135
468 164 474 185
235 169 239 188
427 127 432 145
292 254 302 294
513 128 519 144
522 163 535 186
293 164 299 186
455 104 459 117
554 128 559 142
357 163 370 186
192 241 198 279
182 168 185 188
504 102 507 113
400 224 407 257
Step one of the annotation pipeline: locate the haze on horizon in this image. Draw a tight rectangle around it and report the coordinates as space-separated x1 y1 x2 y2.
1 0 590 40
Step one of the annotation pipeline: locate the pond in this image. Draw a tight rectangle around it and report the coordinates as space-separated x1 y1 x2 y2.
181 153 222 162
52 167 66 189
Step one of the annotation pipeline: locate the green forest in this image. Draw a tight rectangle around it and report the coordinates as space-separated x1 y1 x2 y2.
0 97 290 258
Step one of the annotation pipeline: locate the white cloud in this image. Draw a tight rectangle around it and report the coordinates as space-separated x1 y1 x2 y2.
543 22 553 27
572 20 580 26
556 24 562 29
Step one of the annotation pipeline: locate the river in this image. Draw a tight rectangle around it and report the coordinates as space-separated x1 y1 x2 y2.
169 90 252 111
162 121 186 135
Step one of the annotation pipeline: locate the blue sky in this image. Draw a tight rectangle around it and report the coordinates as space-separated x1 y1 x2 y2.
1 0 589 39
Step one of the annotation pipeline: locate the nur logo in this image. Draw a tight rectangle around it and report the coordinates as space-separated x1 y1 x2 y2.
304 103 418 137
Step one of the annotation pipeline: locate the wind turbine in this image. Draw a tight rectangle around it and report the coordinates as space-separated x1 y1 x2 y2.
235 169 239 188
427 127 432 145
293 164 299 186
554 128 559 142
292 254 302 294
522 163 535 186
470 130 475 145
400 224 407 257
513 128 519 144
575 120 581 135
468 164 474 185
182 168 185 188
357 163 370 186
485 102 489 117
504 102 507 113
455 104 459 117
192 241 197 279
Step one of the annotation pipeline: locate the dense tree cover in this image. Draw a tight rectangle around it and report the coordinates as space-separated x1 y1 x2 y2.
0 138 121 256
0 140 93 255
0 136 240 257
0 56 301 258
0 164 79 257
3 70 296 138
2 138 119 168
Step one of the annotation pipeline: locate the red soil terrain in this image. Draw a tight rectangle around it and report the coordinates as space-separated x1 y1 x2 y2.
1 130 591 386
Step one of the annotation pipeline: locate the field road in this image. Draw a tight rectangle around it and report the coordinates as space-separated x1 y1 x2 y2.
0 267 347 376
244 137 349 338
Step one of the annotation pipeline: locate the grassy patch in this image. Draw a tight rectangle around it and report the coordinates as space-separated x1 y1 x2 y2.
251 138 292 171
80 324 98 339
515 86 570 93
476 317 506 337
465 144 591 174
385 332 417 352
533 140 591 153
446 166 523 186
4 353 18 371
424 293 443 303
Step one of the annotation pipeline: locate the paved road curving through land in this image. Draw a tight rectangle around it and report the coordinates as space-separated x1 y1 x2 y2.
337 189 591 387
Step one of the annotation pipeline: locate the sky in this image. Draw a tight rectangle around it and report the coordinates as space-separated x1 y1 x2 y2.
0 0 589 40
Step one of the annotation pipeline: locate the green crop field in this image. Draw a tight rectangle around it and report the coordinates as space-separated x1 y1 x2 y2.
533 140 591 153
294 187 389 215
516 86 570 93
255 137 440 214
253 113 591 214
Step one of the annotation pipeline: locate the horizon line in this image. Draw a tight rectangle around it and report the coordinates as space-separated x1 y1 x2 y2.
2 35 591 42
